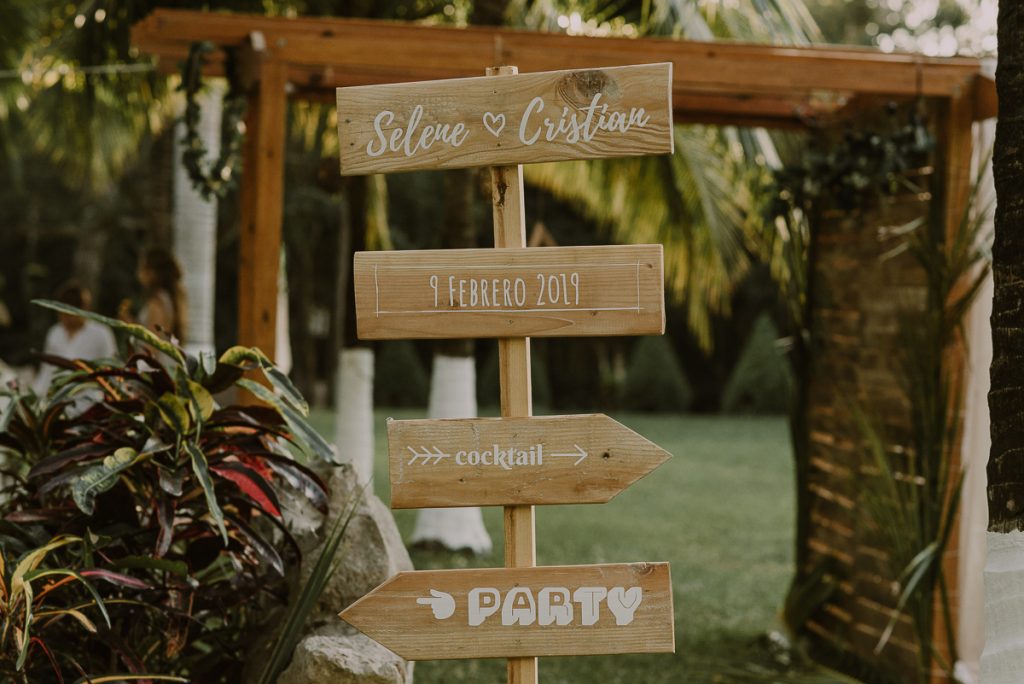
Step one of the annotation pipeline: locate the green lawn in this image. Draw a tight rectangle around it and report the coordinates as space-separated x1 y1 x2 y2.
312 409 833 683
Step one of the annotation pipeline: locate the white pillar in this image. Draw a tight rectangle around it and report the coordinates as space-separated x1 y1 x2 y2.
410 354 492 555
335 347 375 486
964 108 996 684
275 251 292 373
982 533 1024 682
172 80 224 356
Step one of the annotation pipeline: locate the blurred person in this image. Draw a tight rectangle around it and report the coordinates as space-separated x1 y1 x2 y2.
33 281 117 396
119 246 187 343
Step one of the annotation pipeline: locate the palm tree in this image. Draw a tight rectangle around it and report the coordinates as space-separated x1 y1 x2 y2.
983 1 1024 678
512 1 821 349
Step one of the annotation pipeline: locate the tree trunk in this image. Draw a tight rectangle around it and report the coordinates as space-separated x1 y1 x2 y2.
334 177 375 484
411 168 492 554
172 80 224 355
983 2 1024 681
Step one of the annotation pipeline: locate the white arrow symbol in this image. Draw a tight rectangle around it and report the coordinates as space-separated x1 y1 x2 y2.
407 446 452 466
549 444 588 466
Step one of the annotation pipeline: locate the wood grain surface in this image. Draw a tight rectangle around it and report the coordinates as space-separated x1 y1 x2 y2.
339 563 675 660
336 63 673 175
388 414 671 508
353 244 664 340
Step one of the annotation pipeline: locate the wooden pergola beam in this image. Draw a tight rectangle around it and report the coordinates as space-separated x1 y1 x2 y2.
132 9 996 123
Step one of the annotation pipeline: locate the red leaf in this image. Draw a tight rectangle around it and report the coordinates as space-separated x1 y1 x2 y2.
31 637 64 683
211 463 282 517
80 569 153 590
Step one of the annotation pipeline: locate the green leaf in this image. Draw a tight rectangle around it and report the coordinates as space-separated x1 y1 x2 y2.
70 448 138 515
0 392 16 432
11 535 82 597
218 345 270 369
153 392 190 433
187 380 215 421
17 582 32 669
27 569 111 628
38 607 97 633
263 364 308 415
112 555 189 577
237 380 333 462
256 484 365 684
183 441 227 544
198 350 217 378
32 299 185 367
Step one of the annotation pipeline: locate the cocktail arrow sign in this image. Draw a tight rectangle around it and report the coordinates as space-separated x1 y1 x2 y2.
340 563 674 660
336 63 673 175
387 414 672 508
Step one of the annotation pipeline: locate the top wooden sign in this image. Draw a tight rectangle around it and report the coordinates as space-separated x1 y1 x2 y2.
336 63 673 175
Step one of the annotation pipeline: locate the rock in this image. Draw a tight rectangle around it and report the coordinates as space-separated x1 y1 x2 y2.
277 624 413 684
306 464 413 621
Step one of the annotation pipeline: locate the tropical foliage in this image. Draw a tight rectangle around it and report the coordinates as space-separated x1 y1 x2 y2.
855 157 991 681
0 302 330 681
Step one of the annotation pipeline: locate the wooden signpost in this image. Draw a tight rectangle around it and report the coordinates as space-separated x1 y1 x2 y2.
341 563 674 660
337 61 676 684
354 245 665 340
387 414 671 508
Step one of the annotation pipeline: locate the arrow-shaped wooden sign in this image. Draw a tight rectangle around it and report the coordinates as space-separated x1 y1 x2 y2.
354 244 664 340
336 62 673 175
340 563 674 660
387 414 671 508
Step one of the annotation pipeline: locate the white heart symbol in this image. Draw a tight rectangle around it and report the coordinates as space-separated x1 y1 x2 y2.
483 112 506 137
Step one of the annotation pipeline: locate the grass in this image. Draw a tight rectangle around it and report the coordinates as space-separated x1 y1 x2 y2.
311 409 847 683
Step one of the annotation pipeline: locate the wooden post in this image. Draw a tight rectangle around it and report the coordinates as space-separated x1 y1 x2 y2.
238 48 287 362
486 64 537 684
929 85 975 684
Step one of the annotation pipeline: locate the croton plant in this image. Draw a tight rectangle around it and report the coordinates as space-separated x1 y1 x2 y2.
0 301 332 682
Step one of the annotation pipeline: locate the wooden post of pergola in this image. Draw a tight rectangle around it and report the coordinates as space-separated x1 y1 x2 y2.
132 9 997 681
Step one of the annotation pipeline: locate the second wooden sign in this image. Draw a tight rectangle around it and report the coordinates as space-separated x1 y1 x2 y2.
354 244 664 340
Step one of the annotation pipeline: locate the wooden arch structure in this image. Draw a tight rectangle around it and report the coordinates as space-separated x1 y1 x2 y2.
132 8 995 359
132 9 996 681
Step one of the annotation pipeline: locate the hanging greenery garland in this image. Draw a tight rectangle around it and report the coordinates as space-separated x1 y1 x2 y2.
768 102 935 218
179 41 248 200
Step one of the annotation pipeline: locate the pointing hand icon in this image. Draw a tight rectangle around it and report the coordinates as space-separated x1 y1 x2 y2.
417 589 456 620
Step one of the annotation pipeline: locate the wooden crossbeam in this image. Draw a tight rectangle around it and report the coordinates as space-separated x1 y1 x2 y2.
131 8 996 126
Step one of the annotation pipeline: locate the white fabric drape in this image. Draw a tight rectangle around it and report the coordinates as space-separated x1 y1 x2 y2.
964 107 995 682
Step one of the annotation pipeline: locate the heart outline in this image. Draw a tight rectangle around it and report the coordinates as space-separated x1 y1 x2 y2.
483 112 506 137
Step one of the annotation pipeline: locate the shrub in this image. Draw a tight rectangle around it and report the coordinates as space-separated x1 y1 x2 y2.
0 300 330 682
721 312 794 414
620 336 692 412
374 340 429 407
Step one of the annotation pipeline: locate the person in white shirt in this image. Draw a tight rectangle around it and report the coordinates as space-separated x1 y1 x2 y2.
33 282 117 397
